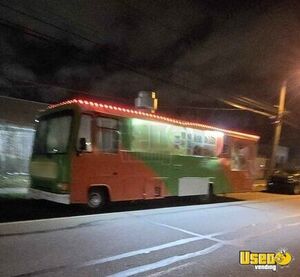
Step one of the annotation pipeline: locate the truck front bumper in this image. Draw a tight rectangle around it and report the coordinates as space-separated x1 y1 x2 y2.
28 188 70 205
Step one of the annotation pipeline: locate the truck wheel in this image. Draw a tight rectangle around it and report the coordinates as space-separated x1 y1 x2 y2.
88 188 107 209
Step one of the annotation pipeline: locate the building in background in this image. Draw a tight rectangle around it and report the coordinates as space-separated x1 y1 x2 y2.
0 96 47 175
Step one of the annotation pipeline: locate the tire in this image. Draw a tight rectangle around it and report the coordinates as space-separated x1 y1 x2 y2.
87 188 107 209
293 183 300 195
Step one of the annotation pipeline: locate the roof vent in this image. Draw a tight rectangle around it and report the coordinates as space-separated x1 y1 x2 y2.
135 91 158 113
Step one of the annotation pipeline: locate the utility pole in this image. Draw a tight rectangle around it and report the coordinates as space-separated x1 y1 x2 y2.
269 81 287 176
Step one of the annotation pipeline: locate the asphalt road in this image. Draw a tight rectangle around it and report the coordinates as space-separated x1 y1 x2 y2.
1 194 300 276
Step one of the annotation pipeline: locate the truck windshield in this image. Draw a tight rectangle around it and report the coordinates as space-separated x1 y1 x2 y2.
33 113 73 154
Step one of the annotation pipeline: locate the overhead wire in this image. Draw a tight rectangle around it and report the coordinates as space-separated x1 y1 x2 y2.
0 1 211 99
0 1 299 128
233 96 277 114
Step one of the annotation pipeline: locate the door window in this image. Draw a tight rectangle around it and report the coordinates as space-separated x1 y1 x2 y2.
96 117 119 153
77 114 92 152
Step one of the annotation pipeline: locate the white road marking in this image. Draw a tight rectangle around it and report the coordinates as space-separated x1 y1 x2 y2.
148 221 206 237
12 228 229 276
77 221 230 268
78 237 202 267
107 243 223 277
286 222 300 227
281 214 300 219
147 261 196 277
12 201 300 276
18 211 300 275
147 220 233 245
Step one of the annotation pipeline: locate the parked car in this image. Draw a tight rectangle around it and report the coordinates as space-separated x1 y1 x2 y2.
267 168 300 194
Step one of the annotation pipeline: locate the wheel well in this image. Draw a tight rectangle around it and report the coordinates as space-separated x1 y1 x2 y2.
88 186 110 202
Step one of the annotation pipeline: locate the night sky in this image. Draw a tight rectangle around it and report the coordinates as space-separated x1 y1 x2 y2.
1 0 300 148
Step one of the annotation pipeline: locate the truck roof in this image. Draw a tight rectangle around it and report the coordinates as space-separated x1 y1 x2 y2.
47 98 260 141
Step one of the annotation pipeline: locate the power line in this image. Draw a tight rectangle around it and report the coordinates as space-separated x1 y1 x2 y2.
221 99 274 117
12 0 209 94
233 96 277 114
2 77 132 105
1 1 299 129
0 2 255 115
0 1 210 100
0 18 205 108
